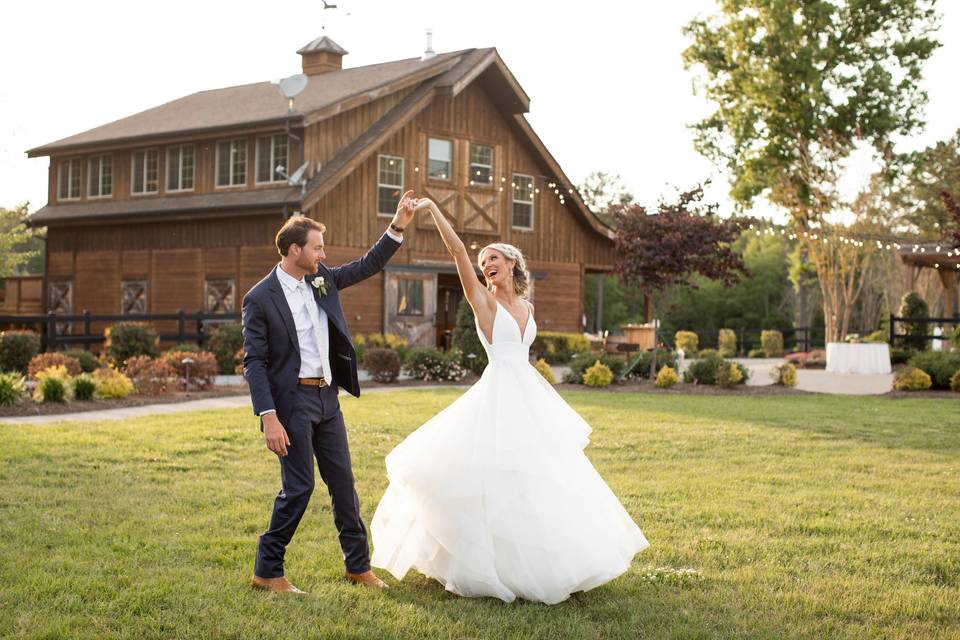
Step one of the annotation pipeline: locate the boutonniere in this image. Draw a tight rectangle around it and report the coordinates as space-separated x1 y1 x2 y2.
311 276 328 297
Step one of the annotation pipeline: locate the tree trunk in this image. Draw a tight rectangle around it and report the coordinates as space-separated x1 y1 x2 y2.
649 297 658 380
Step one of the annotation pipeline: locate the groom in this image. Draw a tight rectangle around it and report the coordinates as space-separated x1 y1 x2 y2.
242 190 415 593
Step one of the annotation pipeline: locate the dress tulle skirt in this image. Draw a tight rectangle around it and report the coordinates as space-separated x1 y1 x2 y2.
370 353 649 604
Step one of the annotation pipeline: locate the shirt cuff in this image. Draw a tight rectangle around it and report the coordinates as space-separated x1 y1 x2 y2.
385 228 403 243
258 409 276 416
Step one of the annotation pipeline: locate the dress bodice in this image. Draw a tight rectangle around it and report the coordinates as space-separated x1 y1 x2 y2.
475 300 536 363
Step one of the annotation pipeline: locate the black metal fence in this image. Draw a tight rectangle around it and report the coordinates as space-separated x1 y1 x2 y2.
0 311 241 353
888 314 958 349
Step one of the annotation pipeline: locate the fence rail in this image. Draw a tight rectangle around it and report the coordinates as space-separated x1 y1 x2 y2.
888 314 958 349
0 311 241 352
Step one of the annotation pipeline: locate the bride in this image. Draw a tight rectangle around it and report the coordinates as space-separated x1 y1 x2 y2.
370 197 649 604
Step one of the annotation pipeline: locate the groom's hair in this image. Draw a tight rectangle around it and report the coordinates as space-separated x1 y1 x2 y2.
276 215 326 256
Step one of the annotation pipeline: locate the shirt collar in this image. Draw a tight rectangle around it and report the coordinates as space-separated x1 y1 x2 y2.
275 264 304 292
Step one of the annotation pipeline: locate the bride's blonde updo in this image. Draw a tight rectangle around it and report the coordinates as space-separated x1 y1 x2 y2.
478 243 531 299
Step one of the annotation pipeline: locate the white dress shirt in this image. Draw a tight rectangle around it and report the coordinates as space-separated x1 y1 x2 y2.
260 230 402 417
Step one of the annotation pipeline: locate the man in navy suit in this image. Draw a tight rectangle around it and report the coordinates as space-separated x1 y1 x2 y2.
243 190 415 593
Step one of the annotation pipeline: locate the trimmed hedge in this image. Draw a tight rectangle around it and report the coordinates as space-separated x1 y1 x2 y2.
718 329 736 357
104 322 159 367
674 331 699 355
0 330 40 373
563 352 626 384
894 367 932 391
761 330 784 357
583 361 614 388
208 323 244 374
531 332 591 365
363 348 401 383
906 351 960 390
64 350 101 373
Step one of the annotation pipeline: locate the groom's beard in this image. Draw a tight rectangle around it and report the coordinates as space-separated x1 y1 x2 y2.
296 253 319 274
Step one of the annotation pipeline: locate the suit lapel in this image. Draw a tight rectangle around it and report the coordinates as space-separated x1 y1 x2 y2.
267 267 300 354
306 271 346 337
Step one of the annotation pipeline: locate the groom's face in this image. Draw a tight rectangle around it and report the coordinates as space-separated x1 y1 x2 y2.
292 229 326 273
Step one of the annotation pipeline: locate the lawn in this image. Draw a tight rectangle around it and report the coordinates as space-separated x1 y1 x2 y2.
0 390 958 639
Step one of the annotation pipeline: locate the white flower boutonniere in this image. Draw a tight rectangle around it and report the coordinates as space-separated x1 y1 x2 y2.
312 276 328 297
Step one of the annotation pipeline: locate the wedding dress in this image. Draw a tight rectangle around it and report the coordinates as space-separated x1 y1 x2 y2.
370 300 649 604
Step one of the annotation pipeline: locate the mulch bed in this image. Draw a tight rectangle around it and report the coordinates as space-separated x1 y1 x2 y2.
0 386 250 417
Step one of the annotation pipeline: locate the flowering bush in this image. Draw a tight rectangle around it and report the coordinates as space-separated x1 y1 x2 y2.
655 365 680 388
159 350 219 389
34 365 71 403
0 372 27 406
534 358 556 384
715 362 743 388
893 367 932 391
402 347 468 382
28 352 82 379
92 368 135 399
583 361 614 388
125 355 178 395
771 363 798 387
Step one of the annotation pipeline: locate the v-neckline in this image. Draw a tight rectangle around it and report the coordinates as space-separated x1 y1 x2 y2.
496 299 531 341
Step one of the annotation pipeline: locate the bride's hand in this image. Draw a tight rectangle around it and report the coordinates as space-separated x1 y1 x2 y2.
413 197 436 212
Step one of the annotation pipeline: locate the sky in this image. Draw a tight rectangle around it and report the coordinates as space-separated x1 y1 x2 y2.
2 0 958 223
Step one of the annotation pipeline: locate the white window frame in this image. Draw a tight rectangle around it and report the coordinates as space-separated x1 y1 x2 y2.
427 137 452 181
255 134 288 185
469 143 494 187
87 154 112 199
216 139 248 188
511 173 535 230
166 145 195 192
130 148 160 195
377 154 405 217
57 158 82 201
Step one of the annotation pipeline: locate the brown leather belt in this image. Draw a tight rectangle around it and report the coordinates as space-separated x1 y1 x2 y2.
298 377 328 388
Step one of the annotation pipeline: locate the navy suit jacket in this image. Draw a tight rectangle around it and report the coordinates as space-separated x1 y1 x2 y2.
242 232 401 427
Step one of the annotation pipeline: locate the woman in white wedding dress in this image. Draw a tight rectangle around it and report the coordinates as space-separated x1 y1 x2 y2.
370 198 649 604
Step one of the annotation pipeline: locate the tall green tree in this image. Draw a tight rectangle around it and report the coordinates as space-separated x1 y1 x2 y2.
0 203 43 276
890 129 960 238
683 0 940 341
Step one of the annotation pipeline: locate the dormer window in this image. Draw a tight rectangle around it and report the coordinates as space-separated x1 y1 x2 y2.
256 134 288 184
166 145 194 192
131 149 159 195
88 155 112 198
216 139 247 187
57 158 81 200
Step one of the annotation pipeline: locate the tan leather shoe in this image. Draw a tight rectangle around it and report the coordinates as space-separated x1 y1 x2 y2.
250 574 306 594
344 570 389 589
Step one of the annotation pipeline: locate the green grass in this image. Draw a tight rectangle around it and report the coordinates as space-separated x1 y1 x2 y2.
1 390 958 639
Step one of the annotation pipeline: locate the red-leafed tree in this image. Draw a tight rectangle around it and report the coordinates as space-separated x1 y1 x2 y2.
942 190 960 249
612 184 754 378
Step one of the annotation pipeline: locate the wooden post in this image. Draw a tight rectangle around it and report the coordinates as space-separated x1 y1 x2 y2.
938 269 958 320
177 310 185 343
889 313 896 347
595 276 603 333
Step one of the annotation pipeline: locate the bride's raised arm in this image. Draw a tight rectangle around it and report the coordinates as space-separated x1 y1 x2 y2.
414 198 495 323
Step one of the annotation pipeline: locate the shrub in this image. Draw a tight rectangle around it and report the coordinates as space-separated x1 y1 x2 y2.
28 352 82 379
898 291 930 351
716 362 743 388
160 350 219 390
563 352 626 383
93 368 135 399
125 355 178 395
72 374 98 401
0 330 40 373
863 330 887 343
64 349 101 373
748 348 767 358
403 347 468 382
761 330 784 357
363 348 401 383
950 324 960 352
696 348 719 359
34 365 71 403
583 361 614 388
534 359 556 384
451 299 488 375
0 372 26 406
684 352 725 385
674 331 699 355
361 333 409 362
208 323 244 374
771 363 798 387
893 367 932 391
951 370 960 392
104 322 159 367
531 331 591 364
734 361 750 383
906 351 960 390
655 365 679 388
234 348 245 376
163 342 201 354
624 349 679 379
718 329 736 357
890 347 916 365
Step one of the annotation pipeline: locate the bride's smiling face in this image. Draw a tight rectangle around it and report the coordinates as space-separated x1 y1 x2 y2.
480 249 514 289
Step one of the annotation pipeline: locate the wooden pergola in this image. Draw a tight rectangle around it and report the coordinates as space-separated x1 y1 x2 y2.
900 243 960 320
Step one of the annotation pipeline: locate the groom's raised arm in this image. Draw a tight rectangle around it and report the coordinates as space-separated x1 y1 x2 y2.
242 295 274 417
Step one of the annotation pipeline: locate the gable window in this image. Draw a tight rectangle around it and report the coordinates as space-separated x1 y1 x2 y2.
166 145 195 192
397 278 424 316
512 173 535 230
88 155 112 198
469 144 493 186
256 134 288 184
131 149 159 195
216 139 247 187
377 155 404 217
57 159 81 200
121 281 148 315
427 137 452 181
205 279 236 313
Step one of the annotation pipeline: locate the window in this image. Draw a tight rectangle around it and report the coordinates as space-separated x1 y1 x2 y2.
397 278 424 315
512 173 535 229
205 279 236 313
256 135 288 184
166 145 195 192
377 155 404 216
216 139 247 187
427 137 452 181
88 155 112 198
57 159 81 200
469 144 493 186
121 281 148 315
48 281 73 314
131 149 159 194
